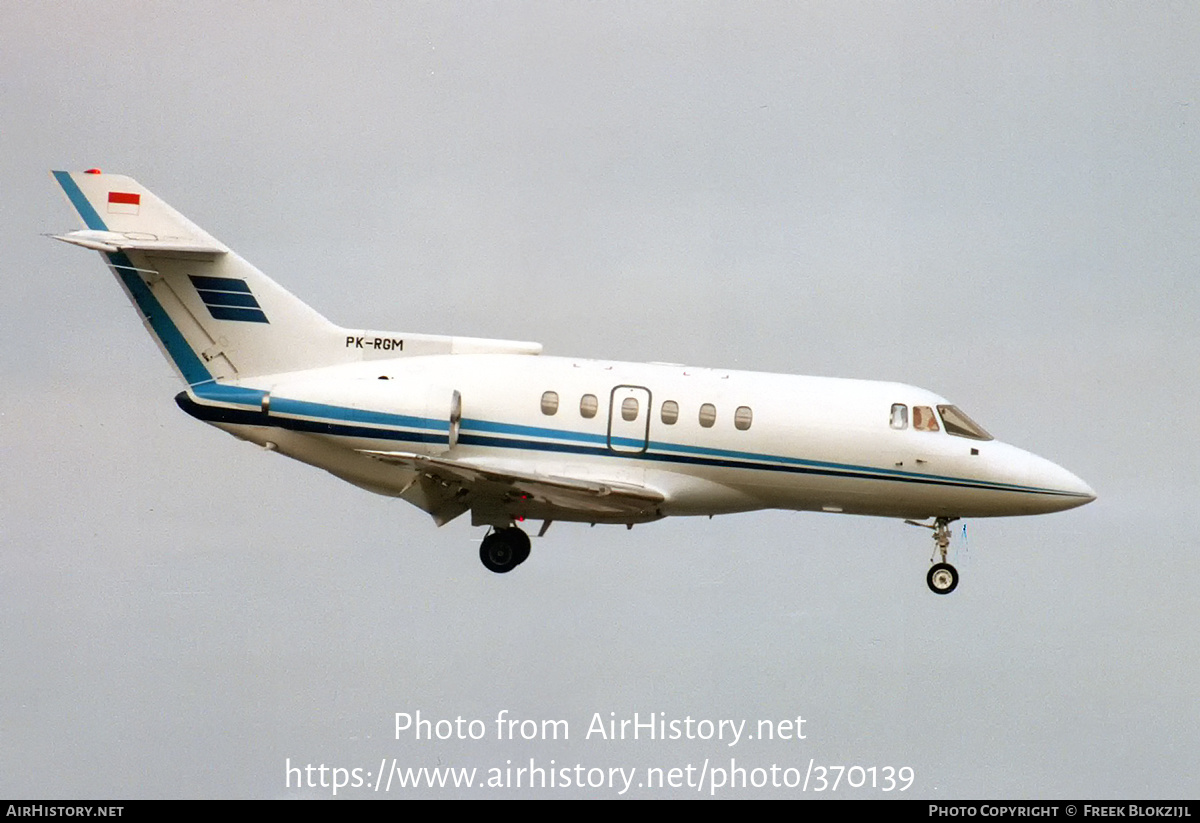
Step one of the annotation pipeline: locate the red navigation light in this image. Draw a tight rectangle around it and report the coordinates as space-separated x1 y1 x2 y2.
84 168 102 174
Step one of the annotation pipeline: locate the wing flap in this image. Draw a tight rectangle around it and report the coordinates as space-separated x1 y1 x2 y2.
358 450 665 521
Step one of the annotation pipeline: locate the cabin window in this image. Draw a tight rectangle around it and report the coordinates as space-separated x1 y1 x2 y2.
661 400 679 425
890 403 908 430
699 403 717 428
621 396 639 421
913 405 940 432
540 391 559 416
580 394 598 419
937 405 993 441
734 406 753 431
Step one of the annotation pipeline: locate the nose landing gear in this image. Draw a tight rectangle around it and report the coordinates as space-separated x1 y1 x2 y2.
926 562 958 595
906 516 960 595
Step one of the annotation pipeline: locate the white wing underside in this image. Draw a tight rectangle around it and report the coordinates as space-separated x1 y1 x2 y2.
357 449 665 527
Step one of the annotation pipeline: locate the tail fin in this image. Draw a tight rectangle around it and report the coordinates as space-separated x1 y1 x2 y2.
51 170 345 384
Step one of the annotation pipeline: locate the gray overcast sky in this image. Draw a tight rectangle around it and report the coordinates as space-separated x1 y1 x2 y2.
2 1 1197 798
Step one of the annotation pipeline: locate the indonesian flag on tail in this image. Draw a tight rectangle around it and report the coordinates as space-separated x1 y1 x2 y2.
107 190 140 215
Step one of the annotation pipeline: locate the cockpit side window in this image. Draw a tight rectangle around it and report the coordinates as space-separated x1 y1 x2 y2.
937 405 994 441
890 403 908 430
913 405 940 432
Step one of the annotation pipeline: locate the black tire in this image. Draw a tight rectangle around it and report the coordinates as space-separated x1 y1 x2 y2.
509 527 531 566
479 528 530 573
927 562 959 595
480 532 517 573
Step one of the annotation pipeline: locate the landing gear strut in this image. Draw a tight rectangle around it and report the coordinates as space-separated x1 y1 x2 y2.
906 516 960 595
479 526 531 574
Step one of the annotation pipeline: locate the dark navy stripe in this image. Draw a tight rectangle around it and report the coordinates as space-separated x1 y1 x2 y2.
179 393 1081 500
180 388 450 434
197 289 262 308
207 305 269 323
189 275 253 294
456 432 1063 497
460 418 1045 494
269 397 449 432
191 382 267 406
176 394 448 445
463 417 609 446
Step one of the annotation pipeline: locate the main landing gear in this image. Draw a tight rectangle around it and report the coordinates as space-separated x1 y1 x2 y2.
479 526 531 574
906 516 960 595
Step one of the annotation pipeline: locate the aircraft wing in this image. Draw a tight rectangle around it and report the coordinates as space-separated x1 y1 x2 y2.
356 449 665 526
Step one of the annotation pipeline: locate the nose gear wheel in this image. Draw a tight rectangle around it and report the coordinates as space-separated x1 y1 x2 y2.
906 517 960 595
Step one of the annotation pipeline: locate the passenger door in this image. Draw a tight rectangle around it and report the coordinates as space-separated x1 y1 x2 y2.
607 385 651 454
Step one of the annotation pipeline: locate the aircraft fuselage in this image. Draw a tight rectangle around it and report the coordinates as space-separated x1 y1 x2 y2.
177 353 1095 526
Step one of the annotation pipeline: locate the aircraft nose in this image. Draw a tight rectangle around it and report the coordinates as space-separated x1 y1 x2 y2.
1027 453 1096 511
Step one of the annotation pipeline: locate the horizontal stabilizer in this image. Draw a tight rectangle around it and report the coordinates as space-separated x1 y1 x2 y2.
51 229 228 258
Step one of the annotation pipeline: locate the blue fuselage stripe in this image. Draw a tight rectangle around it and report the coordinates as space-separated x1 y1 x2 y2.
268 397 452 432
178 394 1080 499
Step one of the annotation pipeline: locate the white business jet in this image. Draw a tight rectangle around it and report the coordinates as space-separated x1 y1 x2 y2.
51 171 1095 593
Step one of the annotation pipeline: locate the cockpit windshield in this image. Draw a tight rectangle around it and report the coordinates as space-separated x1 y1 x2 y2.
936 405 993 441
